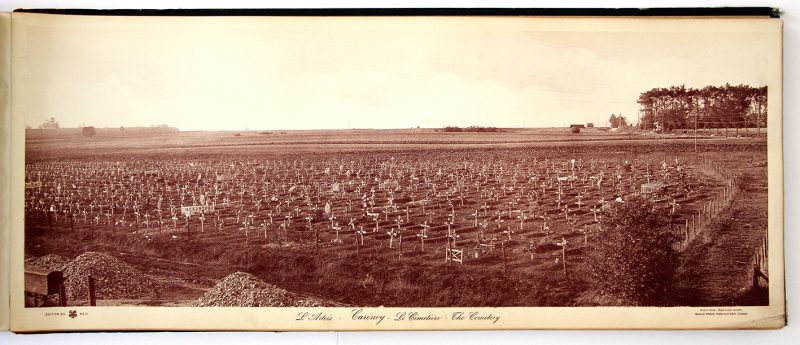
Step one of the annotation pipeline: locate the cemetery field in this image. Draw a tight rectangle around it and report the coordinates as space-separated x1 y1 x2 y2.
23 128 770 307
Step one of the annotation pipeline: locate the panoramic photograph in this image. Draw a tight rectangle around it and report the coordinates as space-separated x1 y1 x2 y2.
19 15 773 310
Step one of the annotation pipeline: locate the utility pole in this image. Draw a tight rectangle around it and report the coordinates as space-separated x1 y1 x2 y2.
694 104 698 153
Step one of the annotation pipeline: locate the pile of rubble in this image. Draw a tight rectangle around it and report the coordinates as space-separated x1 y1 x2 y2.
25 254 71 271
194 272 341 307
62 252 161 301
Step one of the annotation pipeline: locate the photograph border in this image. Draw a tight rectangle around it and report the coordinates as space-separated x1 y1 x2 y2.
5 11 786 332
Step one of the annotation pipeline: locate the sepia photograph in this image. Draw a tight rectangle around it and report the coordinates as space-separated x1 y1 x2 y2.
5 10 784 331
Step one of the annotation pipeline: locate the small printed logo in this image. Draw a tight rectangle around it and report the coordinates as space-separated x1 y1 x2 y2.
68 310 78 319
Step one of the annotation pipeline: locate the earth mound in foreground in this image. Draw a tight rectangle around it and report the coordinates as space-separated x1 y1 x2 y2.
62 252 162 301
194 271 343 307
25 254 71 272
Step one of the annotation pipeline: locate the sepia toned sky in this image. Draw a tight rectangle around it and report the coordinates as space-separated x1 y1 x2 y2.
13 14 781 130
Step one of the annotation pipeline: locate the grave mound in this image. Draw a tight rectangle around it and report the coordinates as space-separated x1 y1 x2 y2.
25 254 71 272
62 252 161 301
194 271 341 307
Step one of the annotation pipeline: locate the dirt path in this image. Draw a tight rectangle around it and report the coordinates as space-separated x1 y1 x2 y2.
673 172 769 306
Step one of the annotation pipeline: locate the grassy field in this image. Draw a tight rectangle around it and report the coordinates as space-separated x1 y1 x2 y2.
25 127 762 159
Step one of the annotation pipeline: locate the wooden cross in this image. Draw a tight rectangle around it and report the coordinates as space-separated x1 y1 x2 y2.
526 238 539 260
556 237 568 277
356 226 366 246
417 228 428 251
669 199 679 215
446 221 460 247
185 212 192 239
579 226 589 245
387 228 398 248
517 210 527 230
242 215 252 239
397 234 403 261
501 225 513 241
332 222 342 243
329 213 337 228
590 204 601 222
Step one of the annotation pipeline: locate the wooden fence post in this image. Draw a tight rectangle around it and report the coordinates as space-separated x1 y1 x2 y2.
684 219 689 244
58 283 68 307
87 275 97 306
752 264 760 290
560 238 567 277
501 241 507 274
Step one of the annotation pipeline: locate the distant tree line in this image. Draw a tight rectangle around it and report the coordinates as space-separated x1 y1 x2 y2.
26 118 180 140
637 84 767 132
441 126 503 133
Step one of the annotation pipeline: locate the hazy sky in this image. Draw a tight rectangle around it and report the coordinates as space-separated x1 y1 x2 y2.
13 15 780 130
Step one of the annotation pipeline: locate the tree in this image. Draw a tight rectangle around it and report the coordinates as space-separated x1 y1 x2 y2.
637 84 766 130
660 108 686 132
38 117 60 129
618 115 628 128
81 126 96 138
609 114 618 128
579 196 680 306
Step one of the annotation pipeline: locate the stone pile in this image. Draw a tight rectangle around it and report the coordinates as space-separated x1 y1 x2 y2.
25 254 71 271
62 252 161 301
194 271 341 307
